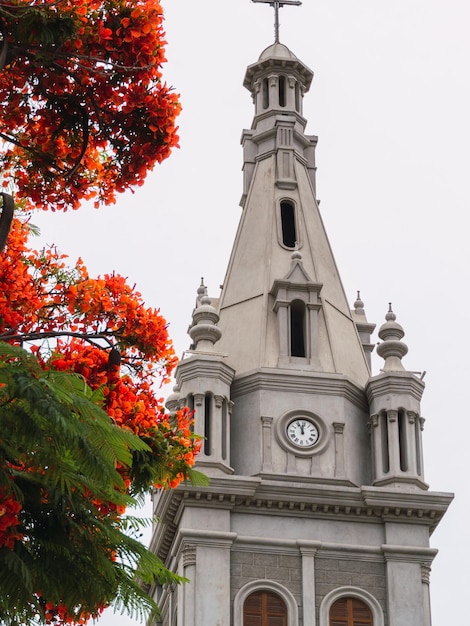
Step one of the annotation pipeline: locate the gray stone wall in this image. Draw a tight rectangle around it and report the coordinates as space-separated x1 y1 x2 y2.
315 557 387 623
230 549 302 602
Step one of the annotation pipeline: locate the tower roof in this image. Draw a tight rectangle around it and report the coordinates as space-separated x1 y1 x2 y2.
259 41 297 60
215 44 370 386
243 41 313 94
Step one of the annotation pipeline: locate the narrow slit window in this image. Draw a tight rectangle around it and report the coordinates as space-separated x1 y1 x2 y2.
280 200 296 248
204 394 211 456
185 395 195 434
290 300 306 358
381 411 390 474
295 82 300 112
279 75 286 107
263 77 269 109
415 415 422 476
221 400 227 461
398 409 408 472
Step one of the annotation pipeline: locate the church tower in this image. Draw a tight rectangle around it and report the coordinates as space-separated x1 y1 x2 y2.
150 6 452 625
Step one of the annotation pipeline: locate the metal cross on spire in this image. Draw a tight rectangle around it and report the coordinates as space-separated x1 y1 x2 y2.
252 0 302 44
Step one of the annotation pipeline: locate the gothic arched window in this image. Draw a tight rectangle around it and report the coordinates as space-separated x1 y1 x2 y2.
329 596 373 626
243 590 287 626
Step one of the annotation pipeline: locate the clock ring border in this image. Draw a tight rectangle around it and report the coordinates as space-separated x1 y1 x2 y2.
275 409 329 457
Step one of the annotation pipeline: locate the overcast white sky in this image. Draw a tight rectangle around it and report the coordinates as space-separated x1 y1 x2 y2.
33 1 470 624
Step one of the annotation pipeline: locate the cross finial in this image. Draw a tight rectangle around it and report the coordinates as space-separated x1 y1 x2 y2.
252 0 302 44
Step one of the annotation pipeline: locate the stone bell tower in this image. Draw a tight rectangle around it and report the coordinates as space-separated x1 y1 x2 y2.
149 7 453 625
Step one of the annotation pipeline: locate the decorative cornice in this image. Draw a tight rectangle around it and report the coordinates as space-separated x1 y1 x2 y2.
231 367 368 411
270 278 323 297
381 544 438 564
244 54 313 92
247 120 316 150
366 371 425 403
152 477 453 564
361 486 453 513
176 354 235 387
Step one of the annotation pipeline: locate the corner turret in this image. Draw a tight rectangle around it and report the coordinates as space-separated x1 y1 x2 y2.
366 306 427 489
169 281 235 477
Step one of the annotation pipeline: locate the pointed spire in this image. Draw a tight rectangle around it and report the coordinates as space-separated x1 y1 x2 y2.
376 304 408 371
351 291 376 371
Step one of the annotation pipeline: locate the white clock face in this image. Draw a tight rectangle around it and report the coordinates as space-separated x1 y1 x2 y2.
287 418 319 448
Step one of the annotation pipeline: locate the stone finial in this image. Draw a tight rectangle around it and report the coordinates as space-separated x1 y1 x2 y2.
196 277 207 306
188 290 222 351
351 291 376 370
291 248 302 261
354 290 365 315
376 303 408 371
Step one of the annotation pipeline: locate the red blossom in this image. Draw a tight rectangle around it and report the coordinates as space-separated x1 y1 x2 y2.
0 0 181 211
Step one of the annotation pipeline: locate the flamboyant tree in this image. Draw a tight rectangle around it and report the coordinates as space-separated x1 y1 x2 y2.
0 218 203 625
0 2 193 623
0 0 180 212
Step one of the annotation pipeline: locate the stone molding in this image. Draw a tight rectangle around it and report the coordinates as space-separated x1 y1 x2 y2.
366 371 425 404
421 562 432 585
381 544 438 564
152 478 453 564
176 354 235 387
231 367 368 411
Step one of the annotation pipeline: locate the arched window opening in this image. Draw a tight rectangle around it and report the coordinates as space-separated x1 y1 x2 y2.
204 394 211 456
398 409 408 472
243 590 287 626
279 75 286 107
329 597 373 626
263 78 269 109
280 201 296 248
290 300 306 358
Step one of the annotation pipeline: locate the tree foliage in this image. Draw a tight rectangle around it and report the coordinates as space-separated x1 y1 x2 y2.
0 2 193 623
0 0 180 211
0 219 203 625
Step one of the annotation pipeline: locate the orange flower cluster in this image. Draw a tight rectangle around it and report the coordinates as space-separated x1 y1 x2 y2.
39 599 103 626
0 0 181 210
2 219 177 381
0 490 23 549
0 220 200 624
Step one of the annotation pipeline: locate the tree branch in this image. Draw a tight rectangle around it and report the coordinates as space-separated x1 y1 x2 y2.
0 192 14 253
0 330 115 349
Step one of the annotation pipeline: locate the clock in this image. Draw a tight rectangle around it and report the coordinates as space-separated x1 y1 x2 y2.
286 418 319 448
